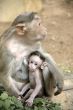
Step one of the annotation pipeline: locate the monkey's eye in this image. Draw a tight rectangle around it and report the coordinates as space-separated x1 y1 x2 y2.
35 63 37 66
30 61 33 64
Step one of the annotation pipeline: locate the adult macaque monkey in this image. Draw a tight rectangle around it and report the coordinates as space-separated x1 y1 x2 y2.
0 12 64 98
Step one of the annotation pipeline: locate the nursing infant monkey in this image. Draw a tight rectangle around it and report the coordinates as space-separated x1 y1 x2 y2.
0 12 64 102
18 51 47 106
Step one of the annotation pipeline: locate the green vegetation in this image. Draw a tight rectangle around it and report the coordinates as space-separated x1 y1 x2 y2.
0 91 62 110
0 92 23 110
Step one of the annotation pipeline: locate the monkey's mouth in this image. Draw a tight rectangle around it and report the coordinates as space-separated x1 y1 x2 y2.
36 35 46 41
29 69 35 72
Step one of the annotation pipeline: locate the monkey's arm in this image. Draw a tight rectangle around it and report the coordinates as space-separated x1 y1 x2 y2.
2 76 20 97
11 59 29 82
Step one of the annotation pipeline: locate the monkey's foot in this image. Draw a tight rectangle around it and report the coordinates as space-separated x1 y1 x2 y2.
25 98 33 107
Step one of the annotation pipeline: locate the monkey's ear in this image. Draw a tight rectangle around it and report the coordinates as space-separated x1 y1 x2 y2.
15 23 27 35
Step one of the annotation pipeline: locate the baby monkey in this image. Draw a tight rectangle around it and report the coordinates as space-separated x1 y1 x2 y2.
18 51 47 106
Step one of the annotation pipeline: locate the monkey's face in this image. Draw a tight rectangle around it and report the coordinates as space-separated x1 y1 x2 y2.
15 14 47 43
28 55 43 72
27 15 47 41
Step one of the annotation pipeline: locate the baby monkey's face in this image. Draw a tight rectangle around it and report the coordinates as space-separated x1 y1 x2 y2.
28 55 43 72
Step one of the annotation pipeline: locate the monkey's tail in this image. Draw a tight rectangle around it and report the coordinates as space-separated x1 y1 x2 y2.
63 86 73 91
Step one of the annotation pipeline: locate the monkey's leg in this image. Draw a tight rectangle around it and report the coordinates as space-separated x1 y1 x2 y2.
19 83 30 96
41 52 64 95
43 67 56 98
24 89 34 107
23 89 33 101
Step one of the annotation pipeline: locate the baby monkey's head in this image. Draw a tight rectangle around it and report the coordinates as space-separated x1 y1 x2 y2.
28 51 45 72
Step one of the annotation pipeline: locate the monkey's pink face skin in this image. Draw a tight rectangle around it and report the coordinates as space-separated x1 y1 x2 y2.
28 55 43 72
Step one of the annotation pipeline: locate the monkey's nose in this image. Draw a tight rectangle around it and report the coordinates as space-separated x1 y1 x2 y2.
42 31 47 39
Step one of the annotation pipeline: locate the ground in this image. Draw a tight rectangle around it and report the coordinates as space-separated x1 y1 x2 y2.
41 0 73 70
52 72 73 110
0 0 73 109
41 1 73 109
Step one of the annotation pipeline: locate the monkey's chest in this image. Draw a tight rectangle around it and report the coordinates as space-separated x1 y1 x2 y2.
6 39 31 58
29 75 35 89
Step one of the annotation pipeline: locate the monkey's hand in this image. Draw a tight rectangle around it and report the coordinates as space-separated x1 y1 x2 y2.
25 98 33 107
41 62 48 69
43 62 48 67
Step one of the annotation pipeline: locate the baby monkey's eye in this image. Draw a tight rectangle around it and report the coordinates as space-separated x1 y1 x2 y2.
35 63 37 65
30 61 33 63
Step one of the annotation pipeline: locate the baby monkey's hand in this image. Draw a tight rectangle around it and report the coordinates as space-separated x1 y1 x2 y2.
41 62 48 69
26 98 33 107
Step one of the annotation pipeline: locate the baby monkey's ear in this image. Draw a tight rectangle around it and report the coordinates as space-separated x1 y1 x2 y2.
15 23 28 35
41 62 48 70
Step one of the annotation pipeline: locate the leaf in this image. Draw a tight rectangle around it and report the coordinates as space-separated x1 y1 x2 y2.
11 96 17 102
0 92 8 100
11 96 23 109
10 105 15 110
0 108 5 110
0 100 3 107
24 106 32 110
34 106 38 110
38 106 47 110
34 98 45 106
4 100 11 109
16 101 23 109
